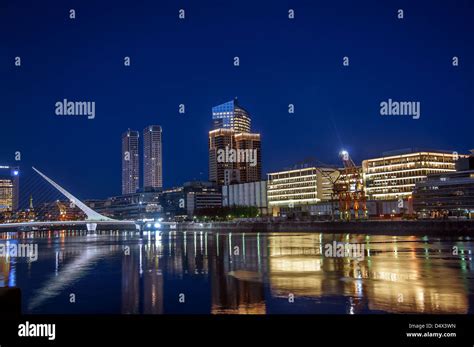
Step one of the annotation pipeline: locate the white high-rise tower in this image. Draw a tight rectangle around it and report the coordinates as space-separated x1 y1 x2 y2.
143 125 163 189
121 129 140 195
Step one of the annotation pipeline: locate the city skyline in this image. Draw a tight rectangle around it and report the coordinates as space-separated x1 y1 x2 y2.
1 131 473 210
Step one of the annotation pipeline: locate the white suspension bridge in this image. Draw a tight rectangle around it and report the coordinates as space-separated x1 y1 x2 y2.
0 167 137 232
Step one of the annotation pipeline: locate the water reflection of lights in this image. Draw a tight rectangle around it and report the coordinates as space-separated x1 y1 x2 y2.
372 271 416 282
266 234 472 313
183 231 187 256
2 230 472 314
194 232 197 256
257 233 261 267
168 231 172 256
55 251 59 275
139 243 143 275
271 258 322 272
28 246 111 311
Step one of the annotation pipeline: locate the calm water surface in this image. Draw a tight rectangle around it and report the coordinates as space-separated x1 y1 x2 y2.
1 230 473 314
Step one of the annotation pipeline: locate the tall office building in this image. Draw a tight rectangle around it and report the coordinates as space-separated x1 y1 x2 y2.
234 132 262 183
0 166 19 212
212 98 251 133
209 99 261 186
209 129 235 185
143 125 163 190
122 130 140 195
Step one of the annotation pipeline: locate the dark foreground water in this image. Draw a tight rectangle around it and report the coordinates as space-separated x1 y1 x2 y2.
1 230 473 314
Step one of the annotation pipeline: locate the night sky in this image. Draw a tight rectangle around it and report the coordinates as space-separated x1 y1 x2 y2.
1 0 473 206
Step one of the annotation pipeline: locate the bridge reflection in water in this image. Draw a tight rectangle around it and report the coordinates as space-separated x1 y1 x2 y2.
0 230 473 314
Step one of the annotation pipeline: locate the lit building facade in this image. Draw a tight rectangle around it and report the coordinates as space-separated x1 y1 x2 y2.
267 167 339 215
0 166 19 212
209 100 261 186
362 149 466 200
209 129 235 185
121 130 140 195
212 98 251 133
234 133 262 183
143 125 163 189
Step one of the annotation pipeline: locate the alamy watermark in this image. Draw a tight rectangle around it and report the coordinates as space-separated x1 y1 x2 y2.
380 98 420 119
0 242 38 262
55 98 95 119
217 146 258 167
324 241 364 261
18 321 55 341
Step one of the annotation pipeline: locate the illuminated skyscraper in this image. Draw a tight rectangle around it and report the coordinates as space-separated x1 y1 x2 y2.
122 130 140 195
0 166 19 211
234 132 262 183
209 100 262 186
212 98 251 133
209 129 235 185
143 125 163 190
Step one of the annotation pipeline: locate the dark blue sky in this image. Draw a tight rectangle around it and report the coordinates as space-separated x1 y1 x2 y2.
1 0 473 204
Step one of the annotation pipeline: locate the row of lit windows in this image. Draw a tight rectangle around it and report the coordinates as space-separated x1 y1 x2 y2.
268 198 320 206
366 165 455 176
366 170 456 186
367 178 424 188
268 188 318 198
365 154 458 168
269 175 317 184
268 193 318 201
268 181 317 189
369 186 413 194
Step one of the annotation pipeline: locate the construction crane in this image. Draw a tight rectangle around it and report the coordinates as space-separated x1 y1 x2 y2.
289 155 367 221
334 150 367 221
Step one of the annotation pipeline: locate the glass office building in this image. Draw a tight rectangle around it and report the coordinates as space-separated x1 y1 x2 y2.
413 153 474 218
413 170 474 219
212 98 251 133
